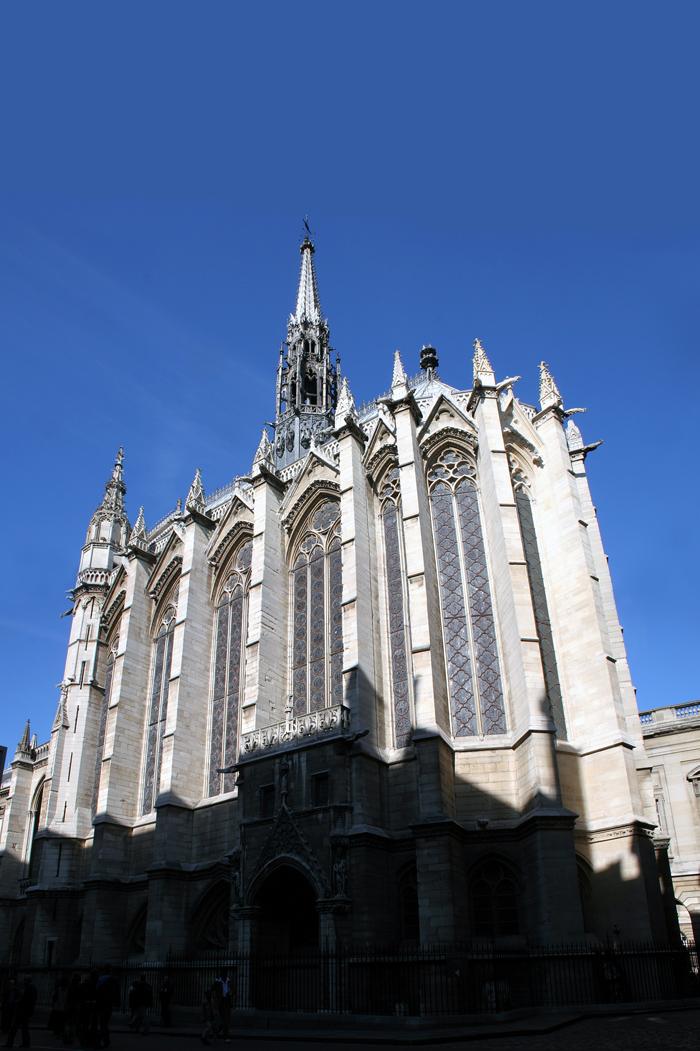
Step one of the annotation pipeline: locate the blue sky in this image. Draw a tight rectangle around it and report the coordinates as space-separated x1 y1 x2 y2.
1 1 698 751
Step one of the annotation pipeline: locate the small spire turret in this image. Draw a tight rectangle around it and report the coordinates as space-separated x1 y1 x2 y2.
473 338 496 386
18 719 31 753
130 506 147 543
391 349 408 394
539 361 563 410
253 427 274 468
334 376 357 428
185 468 206 514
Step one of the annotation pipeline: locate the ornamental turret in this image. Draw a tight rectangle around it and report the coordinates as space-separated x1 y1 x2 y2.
74 448 130 595
273 236 339 468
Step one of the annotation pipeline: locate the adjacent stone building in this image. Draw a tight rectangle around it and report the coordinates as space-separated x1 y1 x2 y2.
640 702 700 943
0 236 680 967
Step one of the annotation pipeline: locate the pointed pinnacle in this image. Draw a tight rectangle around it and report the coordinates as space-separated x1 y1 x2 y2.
391 349 407 391
185 467 206 513
539 361 563 409
473 338 495 384
253 427 273 466
566 419 584 451
130 506 147 542
334 376 357 427
19 719 31 751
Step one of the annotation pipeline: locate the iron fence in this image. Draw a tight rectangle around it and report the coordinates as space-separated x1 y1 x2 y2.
1 941 697 1020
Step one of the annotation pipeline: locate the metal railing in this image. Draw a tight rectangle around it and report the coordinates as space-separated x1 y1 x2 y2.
2 942 696 1019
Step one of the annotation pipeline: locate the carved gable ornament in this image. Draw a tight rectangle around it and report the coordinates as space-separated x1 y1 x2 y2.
247 803 330 900
147 529 183 604
206 495 255 571
418 393 477 457
279 450 339 535
363 414 397 480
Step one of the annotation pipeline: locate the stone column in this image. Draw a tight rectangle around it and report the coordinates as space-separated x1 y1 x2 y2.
244 467 286 731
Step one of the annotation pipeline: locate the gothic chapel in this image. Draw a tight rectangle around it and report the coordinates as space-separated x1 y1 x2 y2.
0 237 677 966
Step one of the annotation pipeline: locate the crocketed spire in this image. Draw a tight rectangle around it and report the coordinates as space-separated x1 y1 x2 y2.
294 237 322 323
185 468 206 514
473 338 495 385
539 361 563 410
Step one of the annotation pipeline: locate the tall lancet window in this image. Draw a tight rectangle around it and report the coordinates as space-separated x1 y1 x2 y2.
92 635 118 816
428 449 506 736
291 500 343 716
142 606 176 815
209 540 253 796
379 466 412 748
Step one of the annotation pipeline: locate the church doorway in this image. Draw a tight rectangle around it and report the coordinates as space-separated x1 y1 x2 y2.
251 865 321 1012
253 864 319 955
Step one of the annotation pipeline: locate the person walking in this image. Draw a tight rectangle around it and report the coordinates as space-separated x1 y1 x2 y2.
159 976 172 1028
95 966 118 1048
214 973 232 1043
4 975 37 1048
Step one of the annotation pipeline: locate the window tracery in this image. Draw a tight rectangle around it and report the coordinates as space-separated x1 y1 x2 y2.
379 467 412 748
209 540 252 796
470 859 519 938
428 449 505 736
92 634 118 816
142 606 176 814
290 500 343 716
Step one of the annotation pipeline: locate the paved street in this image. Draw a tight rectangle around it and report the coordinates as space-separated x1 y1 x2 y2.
14 1007 700 1051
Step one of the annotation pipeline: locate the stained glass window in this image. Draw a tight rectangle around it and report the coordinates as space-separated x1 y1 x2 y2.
515 488 566 739
290 501 344 715
428 450 506 736
92 638 118 816
142 607 176 814
379 467 412 748
209 540 252 795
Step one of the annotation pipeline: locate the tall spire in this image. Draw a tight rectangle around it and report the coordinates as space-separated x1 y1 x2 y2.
273 233 339 469
294 238 322 323
99 447 126 516
391 349 408 393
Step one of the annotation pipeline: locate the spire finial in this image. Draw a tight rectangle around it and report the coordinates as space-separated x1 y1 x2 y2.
253 427 274 468
391 349 408 393
473 338 495 385
334 376 357 428
97 446 127 516
539 361 563 410
185 468 206 514
18 719 31 752
294 230 321 322
130 506 147 545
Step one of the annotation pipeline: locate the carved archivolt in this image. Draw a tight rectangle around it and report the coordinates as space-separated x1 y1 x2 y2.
282 478 340 540
210 525 254 600
101 589 126 637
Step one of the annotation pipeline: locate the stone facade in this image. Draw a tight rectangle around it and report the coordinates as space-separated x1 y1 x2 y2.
640 702 700 943
0 237 680 968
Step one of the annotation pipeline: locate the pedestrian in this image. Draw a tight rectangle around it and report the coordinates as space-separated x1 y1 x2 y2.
64 974 82 1046
5 975 37 1048
128 977 152 1036
214 972 232 1042
200 982 218 1046
49 976 69 1041
159 976 171 1028
95 966 117 1048
1 979 18 1035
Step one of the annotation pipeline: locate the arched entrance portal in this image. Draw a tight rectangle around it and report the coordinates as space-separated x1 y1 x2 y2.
253 864 319 955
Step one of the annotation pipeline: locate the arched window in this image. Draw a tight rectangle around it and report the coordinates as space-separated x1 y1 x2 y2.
26 781 45 883
513 480 566 738
291 500 343 716
428 449 505 737
379 467 412 748
92 635 118 816
209 540 253 796
470 859 519 938
191 881 231 952
142 606 176 815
